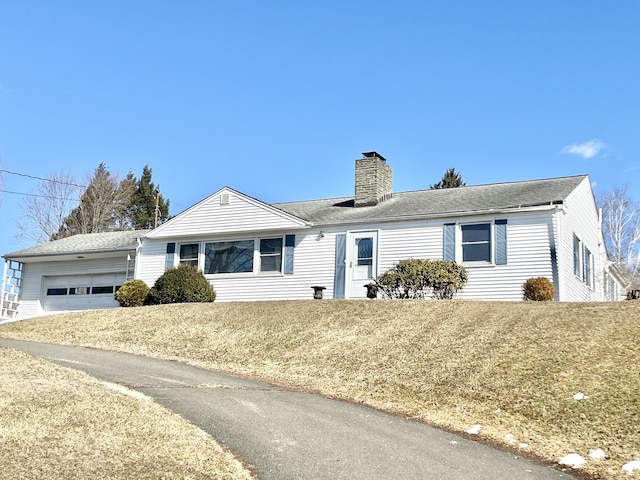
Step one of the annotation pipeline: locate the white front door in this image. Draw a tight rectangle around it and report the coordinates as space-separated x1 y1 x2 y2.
347 231 378 298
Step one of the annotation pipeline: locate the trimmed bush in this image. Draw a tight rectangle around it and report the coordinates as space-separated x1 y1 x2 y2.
114 279 150 307
147 264 216 305
374 258 468 300
429 260 469 300
522 277 555 301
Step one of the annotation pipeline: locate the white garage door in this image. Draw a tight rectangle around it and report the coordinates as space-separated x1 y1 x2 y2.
43 273 125 312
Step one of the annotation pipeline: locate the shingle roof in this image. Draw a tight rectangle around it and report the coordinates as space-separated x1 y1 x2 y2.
4 230 149 259
3 175 588 259
273 175 587 224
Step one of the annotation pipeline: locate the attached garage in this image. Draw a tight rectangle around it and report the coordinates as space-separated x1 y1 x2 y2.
2 230 148 319
43 273 125 312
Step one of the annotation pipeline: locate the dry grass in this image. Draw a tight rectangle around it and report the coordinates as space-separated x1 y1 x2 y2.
1 299 639 479
0 348 254 480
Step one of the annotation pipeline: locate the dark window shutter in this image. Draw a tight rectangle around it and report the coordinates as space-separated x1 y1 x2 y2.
284 234 295 275
165 242 176 270
443 223 456 261
495 219 507 265
334 234 346 298
573 235 581 277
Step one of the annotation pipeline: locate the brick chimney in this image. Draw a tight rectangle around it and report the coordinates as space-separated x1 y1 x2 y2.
354 151 392 207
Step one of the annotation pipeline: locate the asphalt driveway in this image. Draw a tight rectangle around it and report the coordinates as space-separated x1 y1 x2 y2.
0 338 577 480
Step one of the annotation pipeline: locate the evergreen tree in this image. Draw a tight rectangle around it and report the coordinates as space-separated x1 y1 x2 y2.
55 164 134 239
430 167 466 189
128 164 170 229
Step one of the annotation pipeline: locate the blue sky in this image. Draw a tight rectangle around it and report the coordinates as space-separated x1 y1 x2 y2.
1 1 639 255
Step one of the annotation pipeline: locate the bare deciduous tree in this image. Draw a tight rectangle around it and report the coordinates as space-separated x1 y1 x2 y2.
599 184 640 284
56 163 135 239
15 170 82 244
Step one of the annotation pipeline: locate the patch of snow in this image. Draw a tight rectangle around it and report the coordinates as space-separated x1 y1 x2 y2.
519 443 529 449
588 449 606 459
494 408 501 414
558 453 586 469
505 433 516 445
573 392 590 400
465 424 482 435
101 381 151 401
622 460 640 473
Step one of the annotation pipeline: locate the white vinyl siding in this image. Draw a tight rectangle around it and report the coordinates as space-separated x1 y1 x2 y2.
155 213 557 303
138 231 336 302
146 189 307 239
454 213 554 300
559 177 605 301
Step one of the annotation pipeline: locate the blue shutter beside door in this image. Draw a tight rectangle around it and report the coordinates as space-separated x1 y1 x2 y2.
494 219 507 265
334 234 346 299
165 243 176 270
443 224 456 261
284 234 295 275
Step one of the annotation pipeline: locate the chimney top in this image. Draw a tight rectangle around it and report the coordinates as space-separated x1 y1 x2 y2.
362 151 387 162
354 151 393 207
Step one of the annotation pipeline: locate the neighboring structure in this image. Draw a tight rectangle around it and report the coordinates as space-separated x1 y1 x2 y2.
2 152 627 319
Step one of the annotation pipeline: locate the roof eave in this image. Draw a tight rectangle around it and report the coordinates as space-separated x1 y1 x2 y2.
3 246 136 263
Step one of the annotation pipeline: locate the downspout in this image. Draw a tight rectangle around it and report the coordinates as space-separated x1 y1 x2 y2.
133 236 143 279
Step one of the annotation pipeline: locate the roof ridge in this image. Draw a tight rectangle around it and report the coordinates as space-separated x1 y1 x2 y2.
272 174 589 205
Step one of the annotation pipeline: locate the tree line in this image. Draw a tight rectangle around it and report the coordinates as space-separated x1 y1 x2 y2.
15 163 169 244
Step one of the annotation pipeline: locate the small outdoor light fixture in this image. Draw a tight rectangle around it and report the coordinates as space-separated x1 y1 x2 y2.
319 230 326 238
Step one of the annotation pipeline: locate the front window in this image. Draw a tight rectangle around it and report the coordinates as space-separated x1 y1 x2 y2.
179 243 199 267
259 238 283 272
583 246 593 288
573 235 582 278
204 240 254 274
461 223 491 262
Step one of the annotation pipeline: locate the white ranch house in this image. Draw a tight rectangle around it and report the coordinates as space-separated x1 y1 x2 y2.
2 152 627 320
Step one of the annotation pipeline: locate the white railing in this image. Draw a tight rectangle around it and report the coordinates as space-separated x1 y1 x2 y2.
1 260 22 321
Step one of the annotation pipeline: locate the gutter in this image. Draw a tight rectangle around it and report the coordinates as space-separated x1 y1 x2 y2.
3 246 138 262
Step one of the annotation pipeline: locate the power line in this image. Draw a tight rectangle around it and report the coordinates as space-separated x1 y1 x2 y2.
0 189 81 202
0 169 87 188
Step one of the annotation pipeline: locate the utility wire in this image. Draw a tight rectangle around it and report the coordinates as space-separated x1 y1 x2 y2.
0 189 82 202
0 169 87 188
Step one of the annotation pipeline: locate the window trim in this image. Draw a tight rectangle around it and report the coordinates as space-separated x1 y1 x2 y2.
178 243 199 267
175 236 287 276
258 237 284 273
459 222 493 266
573 234 594 290
444 219 507 267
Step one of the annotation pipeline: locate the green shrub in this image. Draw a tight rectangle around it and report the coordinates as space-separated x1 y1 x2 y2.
428 260 469 300
147 264 216 305
374 258 468 300
522 277 555 301
114 279 150 307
